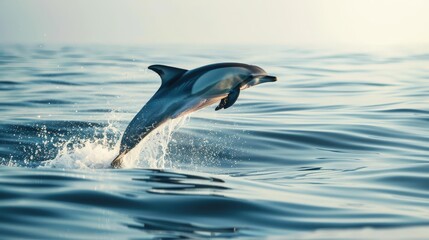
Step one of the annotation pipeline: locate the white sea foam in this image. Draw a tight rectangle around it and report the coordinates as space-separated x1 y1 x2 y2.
40 116 189 170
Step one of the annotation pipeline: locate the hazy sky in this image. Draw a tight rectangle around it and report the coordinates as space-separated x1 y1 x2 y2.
0 0 428 46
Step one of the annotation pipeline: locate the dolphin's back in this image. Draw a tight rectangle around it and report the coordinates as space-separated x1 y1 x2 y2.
191 67 249 95
185 62 266 96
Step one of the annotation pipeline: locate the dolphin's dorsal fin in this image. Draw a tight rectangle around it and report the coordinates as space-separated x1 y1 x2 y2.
148 65 187 86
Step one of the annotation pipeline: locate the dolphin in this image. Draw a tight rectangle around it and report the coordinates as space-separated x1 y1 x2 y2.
111 62 277 168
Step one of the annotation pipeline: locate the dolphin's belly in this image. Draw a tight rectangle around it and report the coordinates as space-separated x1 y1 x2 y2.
169 96 218 119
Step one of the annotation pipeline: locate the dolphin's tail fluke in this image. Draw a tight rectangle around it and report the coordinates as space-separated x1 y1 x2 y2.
111 152 126 169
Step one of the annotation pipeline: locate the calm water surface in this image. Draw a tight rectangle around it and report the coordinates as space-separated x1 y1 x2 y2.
1 45 429 239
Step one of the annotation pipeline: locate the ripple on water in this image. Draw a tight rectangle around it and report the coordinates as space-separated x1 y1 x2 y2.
1 45 429 239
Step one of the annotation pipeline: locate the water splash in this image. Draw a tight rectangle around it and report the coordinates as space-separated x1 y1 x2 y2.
40 116 189 169
121 116 189 169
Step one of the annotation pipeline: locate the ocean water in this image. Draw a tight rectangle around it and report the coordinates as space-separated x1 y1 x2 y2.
1 44 429 239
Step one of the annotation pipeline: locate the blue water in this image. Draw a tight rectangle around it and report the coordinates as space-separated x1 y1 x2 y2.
1 45 429 239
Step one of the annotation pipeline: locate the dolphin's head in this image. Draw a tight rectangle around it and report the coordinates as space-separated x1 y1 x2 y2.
241 65 277 89
191 63 277 95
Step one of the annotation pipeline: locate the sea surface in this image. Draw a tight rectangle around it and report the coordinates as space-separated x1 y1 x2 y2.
1 44 429 239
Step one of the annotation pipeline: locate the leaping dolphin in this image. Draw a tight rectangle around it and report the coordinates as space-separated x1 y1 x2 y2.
111 62 277 168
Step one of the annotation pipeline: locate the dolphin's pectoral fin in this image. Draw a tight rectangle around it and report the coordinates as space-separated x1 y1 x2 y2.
215 86 240 111
215 97 228 111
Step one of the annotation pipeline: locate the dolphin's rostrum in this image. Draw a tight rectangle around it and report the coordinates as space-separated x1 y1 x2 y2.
111 62 277 168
